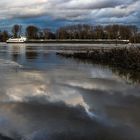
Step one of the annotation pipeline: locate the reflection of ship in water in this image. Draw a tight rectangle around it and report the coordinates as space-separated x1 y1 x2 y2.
7 44 26 62
6 44 47 66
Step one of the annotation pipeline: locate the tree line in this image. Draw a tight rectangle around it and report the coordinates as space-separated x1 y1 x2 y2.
0 24 140 42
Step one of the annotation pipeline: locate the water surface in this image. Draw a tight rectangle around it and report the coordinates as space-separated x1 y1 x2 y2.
0 43 140 140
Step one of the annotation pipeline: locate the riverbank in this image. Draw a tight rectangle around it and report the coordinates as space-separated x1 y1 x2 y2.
6 39 129 44
56 47 140 71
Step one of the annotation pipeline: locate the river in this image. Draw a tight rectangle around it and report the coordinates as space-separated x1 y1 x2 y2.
0 43 140 140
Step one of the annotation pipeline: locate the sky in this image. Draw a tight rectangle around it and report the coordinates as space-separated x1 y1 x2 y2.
0 0 140 30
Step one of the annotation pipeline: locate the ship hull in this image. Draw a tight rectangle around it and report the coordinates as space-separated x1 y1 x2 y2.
6 41 27 43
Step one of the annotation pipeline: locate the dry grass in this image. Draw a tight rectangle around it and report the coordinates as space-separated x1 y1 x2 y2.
57 47 140 71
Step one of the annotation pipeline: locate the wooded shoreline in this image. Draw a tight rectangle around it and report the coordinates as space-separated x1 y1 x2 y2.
1 24 140 43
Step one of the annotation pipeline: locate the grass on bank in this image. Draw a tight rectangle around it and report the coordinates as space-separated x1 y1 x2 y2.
56 47 140 71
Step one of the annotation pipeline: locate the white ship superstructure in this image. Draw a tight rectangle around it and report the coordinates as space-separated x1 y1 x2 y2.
7 37 27 43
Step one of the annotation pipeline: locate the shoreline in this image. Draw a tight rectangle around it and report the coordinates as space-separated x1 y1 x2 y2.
3 39 130 44
5 39 129 44
26 40 129 44
56 47 140 71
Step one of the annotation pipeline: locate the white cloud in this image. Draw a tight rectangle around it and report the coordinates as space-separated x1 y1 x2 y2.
0 0 139 25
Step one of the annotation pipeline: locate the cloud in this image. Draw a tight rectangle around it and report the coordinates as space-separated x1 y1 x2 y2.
0 0 140 28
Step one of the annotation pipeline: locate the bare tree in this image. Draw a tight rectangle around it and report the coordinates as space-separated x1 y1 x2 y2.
26 25 39 39
0 30 9 42
12 24 22 38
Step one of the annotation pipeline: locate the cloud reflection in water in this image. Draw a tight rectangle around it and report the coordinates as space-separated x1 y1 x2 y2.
0 45 140 140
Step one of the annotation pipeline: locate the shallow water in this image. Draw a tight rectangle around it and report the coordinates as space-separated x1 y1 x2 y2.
0 43 140 140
